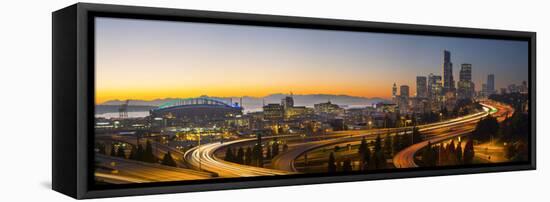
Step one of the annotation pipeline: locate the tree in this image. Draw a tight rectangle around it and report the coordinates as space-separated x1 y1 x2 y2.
245 147 252 165
392 134 401 153
412 126 423 144
272 139 280 157
421 142 436 167
116 145 126 158
129 146 138 160
463 140 475 164
456 141 463 163
266 146 272 159
252 143 263 167
342 159 352 172
358 137 367 155
474 116 499 141
383 133 393 158
374 134 382 155
236 147 245 164
224 147 234 162
110 144 116 157
143 140 156 163
161 152 177 167
328 152 337 173
362 145 372 171
136 144 144 161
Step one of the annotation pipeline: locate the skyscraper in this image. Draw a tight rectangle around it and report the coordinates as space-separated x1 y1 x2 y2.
487 74 495 95
457 64 474 100
392 83 397 99
281 93 294 109
400 85 410 98
398 85 410 114
459 64 472 82
416 76 427 98
428 73 442 100
442 50 455 93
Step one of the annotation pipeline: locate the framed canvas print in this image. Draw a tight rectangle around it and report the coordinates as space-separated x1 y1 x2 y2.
52 3 536 199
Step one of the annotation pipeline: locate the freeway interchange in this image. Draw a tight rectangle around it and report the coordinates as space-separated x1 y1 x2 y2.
96 100 513 183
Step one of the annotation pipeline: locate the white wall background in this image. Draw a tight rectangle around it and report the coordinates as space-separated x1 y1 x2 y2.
0 0 546 201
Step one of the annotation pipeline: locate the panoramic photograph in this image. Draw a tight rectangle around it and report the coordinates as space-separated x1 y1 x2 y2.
93 17 530 185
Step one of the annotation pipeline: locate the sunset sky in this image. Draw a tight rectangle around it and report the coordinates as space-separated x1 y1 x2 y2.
95 17 528 104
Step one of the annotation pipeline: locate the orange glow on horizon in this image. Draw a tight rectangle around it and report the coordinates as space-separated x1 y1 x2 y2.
95 85 392 104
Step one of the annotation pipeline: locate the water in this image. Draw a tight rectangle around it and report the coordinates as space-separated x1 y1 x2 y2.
95 111 150 119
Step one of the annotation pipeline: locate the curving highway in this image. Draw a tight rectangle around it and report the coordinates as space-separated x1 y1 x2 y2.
184 139 295 177
392 101 514 168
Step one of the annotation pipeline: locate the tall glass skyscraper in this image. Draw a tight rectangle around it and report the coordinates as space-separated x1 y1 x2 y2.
487 74 495 95
442 50 455 93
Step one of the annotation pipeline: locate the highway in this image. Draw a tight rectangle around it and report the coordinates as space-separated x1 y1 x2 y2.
97 135 191 168
184 139 295 177
95 154 211 184
392 101 514 168
121 100 513 178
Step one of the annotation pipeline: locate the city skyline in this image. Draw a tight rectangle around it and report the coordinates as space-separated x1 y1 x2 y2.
95 17 529 104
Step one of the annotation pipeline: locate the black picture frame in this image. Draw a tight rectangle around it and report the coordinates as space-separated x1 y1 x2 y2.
52 3 536 199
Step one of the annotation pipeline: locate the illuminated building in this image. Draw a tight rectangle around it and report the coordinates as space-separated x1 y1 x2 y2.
457 64 475 100
281 94 294 109
150 97 243 127
442 50 455 93
416 76 428 98
400 85 410 98
428 73 443 99
392 83 398 102
263 103 284 120
284 106 312 120
314 101 343 115
397 85 410 113
487 74 496 95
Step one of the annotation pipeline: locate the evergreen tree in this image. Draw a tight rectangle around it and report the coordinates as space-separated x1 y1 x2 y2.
245 147 252 165
161 152 177 167
116 145 126 158
358 136 367 155
362 145 372 169
375 150 385 169
136 144 145 161
237 147 245 164
456 141 463 163
328 152 337 173
374 134 382 153
383 133 393 157
412 126 423 144
342 159 352 172
272 139 280 157
252 143 263 167
129 146 138 160
463 140 475 164
224 147 234 162
421 142 436 166
392 134 401 153
143 140 156 163
266 146 272 159
474 116 500 141
110 144 116 157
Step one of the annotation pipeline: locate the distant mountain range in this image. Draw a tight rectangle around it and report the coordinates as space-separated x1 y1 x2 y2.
98 94 389 112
